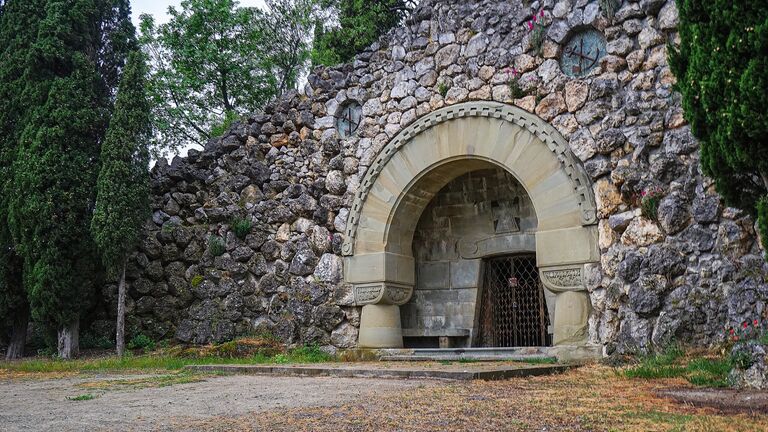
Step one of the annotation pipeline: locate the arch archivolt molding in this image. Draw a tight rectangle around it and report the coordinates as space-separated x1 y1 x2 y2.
342 101 597 257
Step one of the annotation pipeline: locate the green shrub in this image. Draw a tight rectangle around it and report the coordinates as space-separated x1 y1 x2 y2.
289 344 334 363
231 217 252 240
437 82 449 97
80 334 115 350
127 334 156 352
190 274 204 288
208 235 226 257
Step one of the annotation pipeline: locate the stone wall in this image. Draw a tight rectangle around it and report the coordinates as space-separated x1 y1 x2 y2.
99 0 768 355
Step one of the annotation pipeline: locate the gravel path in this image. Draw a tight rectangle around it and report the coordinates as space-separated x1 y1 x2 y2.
0 373 434 431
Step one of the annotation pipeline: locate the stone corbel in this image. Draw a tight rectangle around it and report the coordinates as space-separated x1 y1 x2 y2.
539 264 586 292
352 282 413 306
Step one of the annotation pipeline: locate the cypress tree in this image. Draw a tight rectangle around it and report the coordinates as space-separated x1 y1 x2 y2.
0 0 46 359
91 51 151 357
669 1 768 254
7 0 132 359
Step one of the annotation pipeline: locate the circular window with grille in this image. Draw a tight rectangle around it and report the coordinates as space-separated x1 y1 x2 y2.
335 100 362 138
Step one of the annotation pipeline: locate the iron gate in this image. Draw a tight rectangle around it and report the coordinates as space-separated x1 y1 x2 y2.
477 255 549 347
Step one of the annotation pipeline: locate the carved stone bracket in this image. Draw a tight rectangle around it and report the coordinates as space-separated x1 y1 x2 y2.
353 283 413 306
540 265 586 293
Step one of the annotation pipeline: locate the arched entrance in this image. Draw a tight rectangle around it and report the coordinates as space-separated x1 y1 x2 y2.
342 102 599 349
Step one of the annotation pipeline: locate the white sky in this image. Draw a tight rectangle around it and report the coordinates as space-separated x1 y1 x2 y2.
130 0 267 26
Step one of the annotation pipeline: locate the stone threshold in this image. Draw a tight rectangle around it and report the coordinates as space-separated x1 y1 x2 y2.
375 345 603 364
185 363 575 381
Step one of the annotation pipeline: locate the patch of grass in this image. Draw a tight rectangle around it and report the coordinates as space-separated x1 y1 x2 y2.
624 345 735 388
522 357 558 365
686 357 732 388
0 341 335 374
79 372 203 390
67 393 97 401
624 344 686 379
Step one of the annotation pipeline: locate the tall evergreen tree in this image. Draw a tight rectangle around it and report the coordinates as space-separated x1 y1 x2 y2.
0 0 46 360
91 51 151 357
670 1 768 254
312 0 415 66
8 0 133 359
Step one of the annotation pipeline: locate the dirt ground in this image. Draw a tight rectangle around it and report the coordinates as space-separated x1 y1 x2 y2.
0 372 432 432
2 365 768 431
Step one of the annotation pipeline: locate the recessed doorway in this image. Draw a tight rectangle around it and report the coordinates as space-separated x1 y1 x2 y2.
476 255 550 347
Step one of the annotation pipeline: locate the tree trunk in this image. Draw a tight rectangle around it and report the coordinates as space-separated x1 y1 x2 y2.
116 261 127 357
5 309 29 360
57 318 79 360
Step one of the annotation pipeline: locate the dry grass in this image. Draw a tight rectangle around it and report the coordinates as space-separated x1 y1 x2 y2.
77 371 205 391
181 365 768 432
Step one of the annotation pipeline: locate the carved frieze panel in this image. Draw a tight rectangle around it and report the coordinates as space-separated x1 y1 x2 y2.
353 283 413 306
540 265 585 292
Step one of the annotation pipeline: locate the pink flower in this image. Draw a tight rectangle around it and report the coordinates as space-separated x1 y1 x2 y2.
540 9 545 18
527 20 534 30
744 322 749 329
755 319 760 326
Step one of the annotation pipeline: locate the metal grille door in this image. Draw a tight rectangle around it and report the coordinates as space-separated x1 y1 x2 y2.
477 255 549 347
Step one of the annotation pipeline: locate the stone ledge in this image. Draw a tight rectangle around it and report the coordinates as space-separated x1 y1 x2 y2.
185 363 575 381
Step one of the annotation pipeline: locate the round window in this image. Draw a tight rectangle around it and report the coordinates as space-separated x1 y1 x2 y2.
336 100 362 138
559 28 607 77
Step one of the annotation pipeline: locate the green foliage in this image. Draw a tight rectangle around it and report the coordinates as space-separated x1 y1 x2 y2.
9 50 105 331
127 334 156 352
80 333 115 350
208 235 226 257
190 274 205 288
230 217 253 239
139 0 315 153
0 0 45 340
210 110 240 138
437 82 449 97
91 51 151 278
670 1 768 259
639 185 664 221
312 0 413 66
288 344 333 363
686 357 732 387
759 197 768 257
526 11 547 56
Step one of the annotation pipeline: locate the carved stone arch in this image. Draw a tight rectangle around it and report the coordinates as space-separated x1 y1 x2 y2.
342 101 600 350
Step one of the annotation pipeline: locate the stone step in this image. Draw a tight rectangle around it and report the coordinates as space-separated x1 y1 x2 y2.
377 345 604 363
186 363 574 381
378 347 556 362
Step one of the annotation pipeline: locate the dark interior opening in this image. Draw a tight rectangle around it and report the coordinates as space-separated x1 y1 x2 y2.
476 254 551 347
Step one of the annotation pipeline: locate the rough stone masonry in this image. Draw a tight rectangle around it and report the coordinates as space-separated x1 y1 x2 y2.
96 0 768 356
